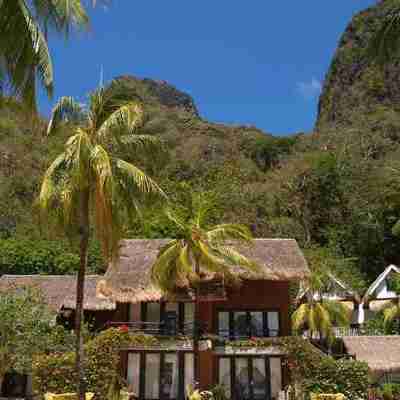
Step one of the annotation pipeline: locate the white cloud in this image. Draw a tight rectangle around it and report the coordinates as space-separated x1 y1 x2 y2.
296 78 322 100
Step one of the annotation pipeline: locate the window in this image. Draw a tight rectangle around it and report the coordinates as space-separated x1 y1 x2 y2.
141 302 194 335
218 356 282 400
218 311 280 338
161 354 178 399
145 354 160 399
127 353 140 397
127 352 194 400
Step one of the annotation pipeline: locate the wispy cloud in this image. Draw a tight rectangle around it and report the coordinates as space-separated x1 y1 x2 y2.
296 78 322 100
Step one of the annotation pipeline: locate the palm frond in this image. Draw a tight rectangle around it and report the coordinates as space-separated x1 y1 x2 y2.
207 224 253 244
214 245 261 274
47 96 86 135
113 158 165 196
96 102 143 140
292 303 309 332
384 304 400 327
88 79 142 132
38 152 67 213
0 0 53 108
151 242 187 292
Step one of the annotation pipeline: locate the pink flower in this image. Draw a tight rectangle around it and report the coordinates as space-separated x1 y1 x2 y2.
119 324 129 333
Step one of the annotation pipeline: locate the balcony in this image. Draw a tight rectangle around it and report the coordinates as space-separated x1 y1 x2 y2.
107 320 208 337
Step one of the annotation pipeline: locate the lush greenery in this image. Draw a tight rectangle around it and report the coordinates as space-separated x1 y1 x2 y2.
0 287 75 388
3 1 400 296
33 328 158 399
0 0 88 109
0 239 104 275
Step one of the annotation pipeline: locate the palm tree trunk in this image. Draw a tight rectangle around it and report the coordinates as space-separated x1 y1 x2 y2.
193 256 200 388
76 189 90 400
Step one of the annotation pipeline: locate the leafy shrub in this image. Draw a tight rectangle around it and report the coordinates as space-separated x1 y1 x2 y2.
32 329 159 399
0 239 105 275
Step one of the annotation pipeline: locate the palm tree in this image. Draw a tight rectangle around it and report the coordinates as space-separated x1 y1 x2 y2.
383 299 400 331
292 271 351 344
368 2 400 64
150 195 260 386
0 0 89 110
39 78 165 400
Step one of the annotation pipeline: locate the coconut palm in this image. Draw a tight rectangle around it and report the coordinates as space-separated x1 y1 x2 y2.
368 2 400 63
39 78 165 400
0 0 89 110
383 298 400 330
151 195 260 385
292 271 351 344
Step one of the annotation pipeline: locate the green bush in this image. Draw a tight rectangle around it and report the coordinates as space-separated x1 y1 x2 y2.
32 329 159 399
0 239 105 275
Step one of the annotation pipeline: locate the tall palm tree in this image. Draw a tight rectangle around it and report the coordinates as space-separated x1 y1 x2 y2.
39 78 165 400
151 195 260 386
292 271 351 344
0 0 89 110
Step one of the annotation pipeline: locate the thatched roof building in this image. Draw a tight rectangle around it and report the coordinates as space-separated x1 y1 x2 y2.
97 238 309 304
0 275 116 312
343 336 400 377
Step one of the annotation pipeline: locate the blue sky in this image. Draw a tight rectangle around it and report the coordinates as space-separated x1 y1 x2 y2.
40 0 377 135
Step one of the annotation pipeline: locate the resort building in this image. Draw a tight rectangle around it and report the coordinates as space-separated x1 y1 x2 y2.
97 238 310 400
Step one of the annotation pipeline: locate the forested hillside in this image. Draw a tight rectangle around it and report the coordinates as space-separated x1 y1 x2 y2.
1 0 400 291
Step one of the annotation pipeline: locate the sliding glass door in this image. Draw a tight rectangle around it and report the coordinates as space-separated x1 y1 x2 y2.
126 351 194 400
218 356 282 400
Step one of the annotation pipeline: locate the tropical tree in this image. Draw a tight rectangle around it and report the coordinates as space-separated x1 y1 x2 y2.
292 271 351 344
150 195 260 385
0 287 74 392
0 0 89 110
39 78 165 400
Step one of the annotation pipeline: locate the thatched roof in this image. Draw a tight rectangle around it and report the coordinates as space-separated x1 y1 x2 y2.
343 336 400 375
98 238 310 304
0 275 116 312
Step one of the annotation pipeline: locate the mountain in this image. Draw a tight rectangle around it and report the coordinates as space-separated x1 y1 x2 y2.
2 0 400 288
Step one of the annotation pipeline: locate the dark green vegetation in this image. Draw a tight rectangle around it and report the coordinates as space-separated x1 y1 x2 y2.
2 1 400 291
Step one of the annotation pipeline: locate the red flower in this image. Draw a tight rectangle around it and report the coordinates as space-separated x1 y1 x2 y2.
119 324 129 333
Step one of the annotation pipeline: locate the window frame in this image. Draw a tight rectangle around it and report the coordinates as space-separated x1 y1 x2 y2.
216 309 281 339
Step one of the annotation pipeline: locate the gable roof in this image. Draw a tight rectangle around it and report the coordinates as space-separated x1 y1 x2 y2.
0 275 116 311
343 336 400 375
97 238 310 304
296 272 360 304
363 265 400 302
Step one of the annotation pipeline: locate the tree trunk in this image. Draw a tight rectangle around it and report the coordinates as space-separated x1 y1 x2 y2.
76 189 90 400
193 256 200 388
0 373 4 397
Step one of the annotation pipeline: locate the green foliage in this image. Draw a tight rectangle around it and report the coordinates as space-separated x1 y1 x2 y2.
0 287 74 379
0 239 105 275
32 329 159 399
387 274 400 295
282 338 369 400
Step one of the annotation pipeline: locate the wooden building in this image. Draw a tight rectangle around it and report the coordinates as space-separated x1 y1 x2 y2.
98 238 310 400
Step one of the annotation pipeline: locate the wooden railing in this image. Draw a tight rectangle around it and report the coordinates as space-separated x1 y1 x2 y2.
106 321 207 337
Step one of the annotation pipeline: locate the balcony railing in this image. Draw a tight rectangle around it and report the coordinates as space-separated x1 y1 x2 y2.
217 327 280 339
107 321 208 337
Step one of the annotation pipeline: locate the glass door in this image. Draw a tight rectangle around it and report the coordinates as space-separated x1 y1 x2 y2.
235 358 250 400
